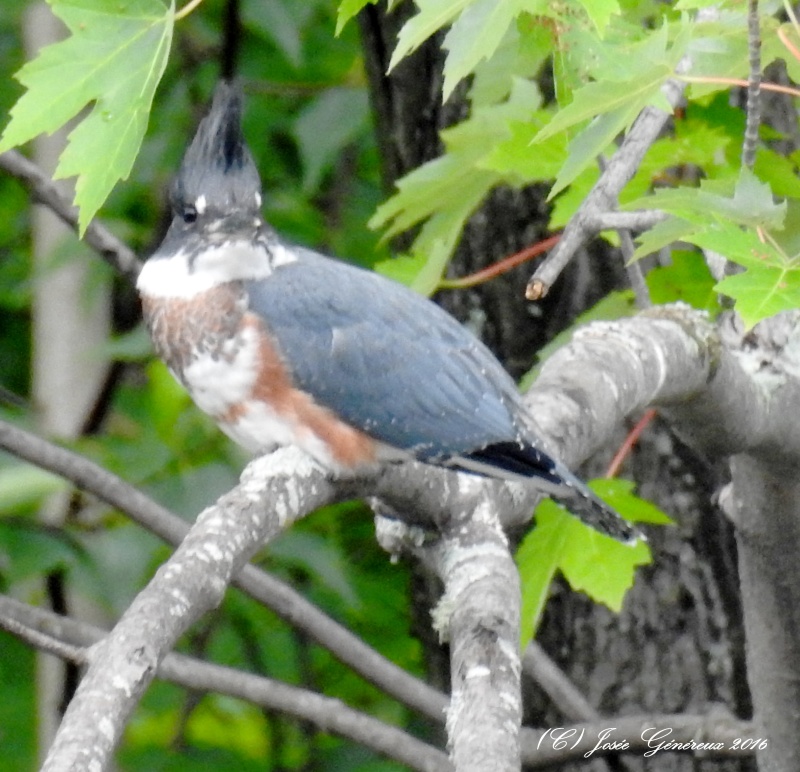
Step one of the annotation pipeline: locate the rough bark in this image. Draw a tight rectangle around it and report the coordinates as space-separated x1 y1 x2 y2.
40 449 336 772
729 455 800 772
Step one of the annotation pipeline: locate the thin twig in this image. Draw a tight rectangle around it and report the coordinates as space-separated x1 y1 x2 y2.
0 150 142 282
0 418 448 721
175 0 205 21
742 0 762 169
584 211 668 232
679 75 799 99
622 234 651 308
606 409 658 478
778 24 800 63
438 234 560 290
0 612 86 665
0 594 452 772
596 155 651 309
522 641 599 721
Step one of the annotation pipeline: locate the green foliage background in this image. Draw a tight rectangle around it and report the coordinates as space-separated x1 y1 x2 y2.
1 0 799 768
0 2 415 769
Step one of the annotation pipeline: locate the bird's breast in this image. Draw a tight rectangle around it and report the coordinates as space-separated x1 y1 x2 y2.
140 283 246 379
140 284 380 469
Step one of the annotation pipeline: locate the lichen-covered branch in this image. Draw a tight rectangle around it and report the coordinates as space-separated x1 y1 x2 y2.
40 448 334 772
0 418 448 721
520 305 716 491
0 594 452 772
436 491 521 771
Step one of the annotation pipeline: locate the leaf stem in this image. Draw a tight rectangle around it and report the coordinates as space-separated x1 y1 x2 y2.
438 234 561 290
606 408 657 478
678 74 800 99
175 0 204 21
778 25 800 64
759 227 790 263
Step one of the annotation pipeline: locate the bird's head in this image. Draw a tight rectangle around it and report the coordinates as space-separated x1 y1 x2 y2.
169 81 263 239
137 82 274 299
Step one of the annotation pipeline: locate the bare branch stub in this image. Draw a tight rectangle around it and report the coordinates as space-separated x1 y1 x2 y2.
525 10 718 298
527 93 683 298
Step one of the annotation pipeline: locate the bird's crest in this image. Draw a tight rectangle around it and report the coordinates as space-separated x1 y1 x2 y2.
171 81 262 217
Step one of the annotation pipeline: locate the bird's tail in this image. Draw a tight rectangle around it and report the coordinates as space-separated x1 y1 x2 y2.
450 441 641 544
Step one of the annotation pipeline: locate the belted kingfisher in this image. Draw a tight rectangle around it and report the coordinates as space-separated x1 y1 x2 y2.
136 82 638 543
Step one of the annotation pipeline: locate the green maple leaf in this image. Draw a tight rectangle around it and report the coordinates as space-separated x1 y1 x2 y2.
517 478 668 646
575 0 620 33
335 0 378 35
0 0 175 233
389 0 472 71
625 170 787 233
441 0 536 100
715 266 800 330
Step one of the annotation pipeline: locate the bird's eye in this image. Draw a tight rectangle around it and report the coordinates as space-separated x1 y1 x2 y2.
181 206 197 224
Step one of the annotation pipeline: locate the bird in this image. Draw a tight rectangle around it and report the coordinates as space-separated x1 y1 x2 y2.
136 82 639 544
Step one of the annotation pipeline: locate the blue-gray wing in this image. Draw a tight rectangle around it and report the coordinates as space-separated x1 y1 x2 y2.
245 247 524 459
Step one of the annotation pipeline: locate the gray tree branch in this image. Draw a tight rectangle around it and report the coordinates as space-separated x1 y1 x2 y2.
0 418 448 721
40 448 335 772
527 84 685 298
527 8 719 298
0 594 451 772
729 454 800 772
711 313 800 771
583 210 668 233
532 305 800 771
520 304 715 484
522 641 599 721
0 149 142 282
428 487 522 772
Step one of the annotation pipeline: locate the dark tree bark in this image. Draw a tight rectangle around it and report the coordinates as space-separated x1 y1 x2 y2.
357 3 753 770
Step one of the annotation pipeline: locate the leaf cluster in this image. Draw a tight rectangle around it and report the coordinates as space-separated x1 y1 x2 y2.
344 0 800 331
